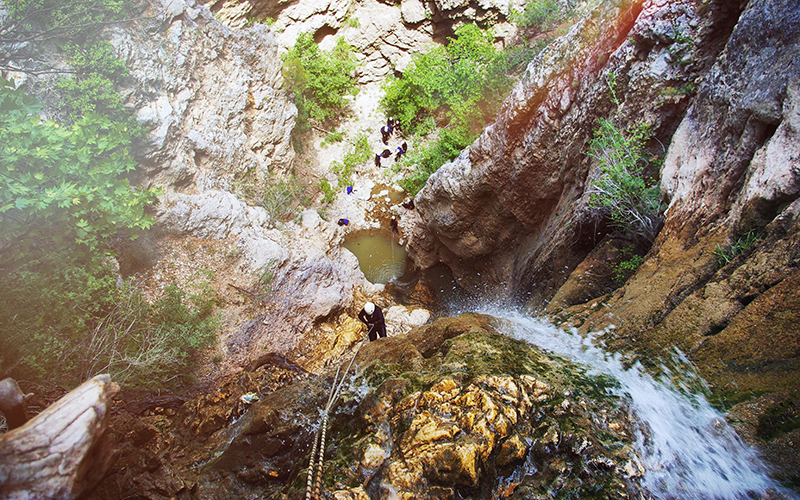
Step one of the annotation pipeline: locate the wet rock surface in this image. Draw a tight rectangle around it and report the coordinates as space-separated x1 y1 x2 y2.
90 314 640 499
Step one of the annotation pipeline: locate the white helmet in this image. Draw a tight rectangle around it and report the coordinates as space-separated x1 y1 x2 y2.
364 302 375 315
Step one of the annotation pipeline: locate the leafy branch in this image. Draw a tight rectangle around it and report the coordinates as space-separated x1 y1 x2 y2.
588 118 664 244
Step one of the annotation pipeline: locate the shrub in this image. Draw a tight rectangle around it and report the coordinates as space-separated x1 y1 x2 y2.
510 0 570 35
330 132 371 188
0 79 160 267
382 24 516 193
54 40 132 122
0 255 218 389
282 34 359 128
611 244 645 284
714 230 759 267
261 173 306 227
319 178 337 204
588 118 664 244
381 24 509 136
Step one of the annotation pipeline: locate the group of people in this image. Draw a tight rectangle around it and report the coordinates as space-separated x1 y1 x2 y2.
374 117 408 168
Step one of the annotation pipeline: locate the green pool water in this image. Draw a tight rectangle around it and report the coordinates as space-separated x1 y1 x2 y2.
342 229 407 284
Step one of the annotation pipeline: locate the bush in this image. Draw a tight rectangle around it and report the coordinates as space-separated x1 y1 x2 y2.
0 79 160 267
282 34 359 128
381 24 509 137
588 118 664 244
0 254 218 389
714 230 759 267
330 132 371 188
510 0 571 36
261 173 307 227
382 24 516 193
319 178 337 204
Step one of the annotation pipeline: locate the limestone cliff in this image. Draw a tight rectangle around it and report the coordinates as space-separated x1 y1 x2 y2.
408 0 800 481
409 0 743 302
110 0 297 190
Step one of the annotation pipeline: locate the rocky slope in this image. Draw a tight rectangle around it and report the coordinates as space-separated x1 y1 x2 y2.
89 314 642 500
406 0 800 483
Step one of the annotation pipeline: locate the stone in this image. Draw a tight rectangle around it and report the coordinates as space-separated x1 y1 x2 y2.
400 0 426 24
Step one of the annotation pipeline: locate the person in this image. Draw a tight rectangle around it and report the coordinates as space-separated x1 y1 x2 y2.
381 148 392 158
401 198 415 210
380 125 391 145
337 218 349 226
374 153 381 168
390 215 399 233
358 301 386 341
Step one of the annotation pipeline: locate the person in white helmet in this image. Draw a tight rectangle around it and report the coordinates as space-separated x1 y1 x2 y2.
358 301 386 341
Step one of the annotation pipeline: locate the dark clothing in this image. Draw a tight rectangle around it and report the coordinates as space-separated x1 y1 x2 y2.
374 154 381 167
381 149 392 158
337 218 349 226
358 306 386 342
402 198 415 210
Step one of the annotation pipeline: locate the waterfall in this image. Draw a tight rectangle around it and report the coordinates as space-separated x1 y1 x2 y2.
468 307 796 499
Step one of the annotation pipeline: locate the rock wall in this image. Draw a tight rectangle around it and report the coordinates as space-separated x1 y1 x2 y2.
560 0 800 399
200 0 526 84
111 0 297 190
409 0 740 303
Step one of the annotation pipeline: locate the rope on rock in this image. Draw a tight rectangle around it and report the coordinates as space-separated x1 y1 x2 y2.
305 339 366 500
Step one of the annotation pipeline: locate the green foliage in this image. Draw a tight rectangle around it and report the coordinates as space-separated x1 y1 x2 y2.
0 79 160 266
382 24 516 193
0 254 218 389
319 178 337 204
610 244 644 284
330 132 371 188
588 118 664 244
343 15 360 28
282 34 359 128
509 0 570 35
714 230 760 267
395 126 474 196
55 40 132 122
381 24 509 136
321 130 344 147
5 0 125 29
261 173 306 227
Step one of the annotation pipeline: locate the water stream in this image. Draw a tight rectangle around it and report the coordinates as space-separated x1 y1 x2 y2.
465 307 796 499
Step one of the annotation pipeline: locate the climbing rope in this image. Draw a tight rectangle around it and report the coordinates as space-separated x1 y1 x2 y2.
305 339 366 500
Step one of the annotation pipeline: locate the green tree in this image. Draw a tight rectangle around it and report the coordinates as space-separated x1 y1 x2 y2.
382 24 509 137
382 24 514 195
0 0 126 75
510 0 572 36
588 118 664 244
0 78 160 267
282 34 359 128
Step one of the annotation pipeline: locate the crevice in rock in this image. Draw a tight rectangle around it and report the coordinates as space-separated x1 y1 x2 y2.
313 25 339 45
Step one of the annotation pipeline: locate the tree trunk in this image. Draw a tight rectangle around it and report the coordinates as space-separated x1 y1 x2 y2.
0 375 119 500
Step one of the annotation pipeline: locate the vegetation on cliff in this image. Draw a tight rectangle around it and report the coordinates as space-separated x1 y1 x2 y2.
0 0 220 390
282 33 359 132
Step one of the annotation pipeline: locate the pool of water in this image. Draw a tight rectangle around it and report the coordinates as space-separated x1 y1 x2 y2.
342 229 408 284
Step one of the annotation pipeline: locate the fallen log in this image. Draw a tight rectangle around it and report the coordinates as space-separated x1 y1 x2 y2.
0 374 119 500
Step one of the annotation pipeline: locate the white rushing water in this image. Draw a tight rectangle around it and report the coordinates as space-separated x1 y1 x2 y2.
465 307 796 499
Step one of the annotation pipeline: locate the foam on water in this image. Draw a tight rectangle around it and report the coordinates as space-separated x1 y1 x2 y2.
468 307 796 499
